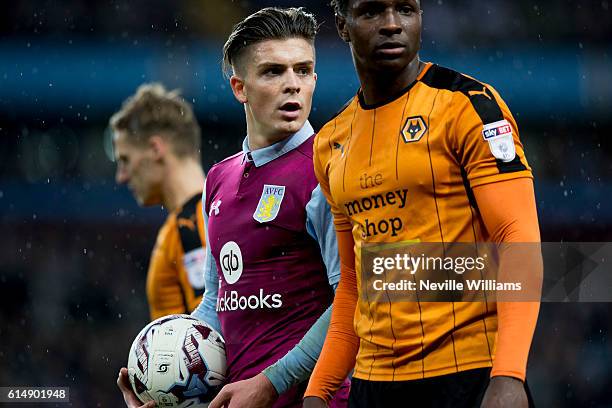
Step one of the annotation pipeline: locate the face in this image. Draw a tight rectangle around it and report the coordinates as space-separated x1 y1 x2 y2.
113 131 164 207
339 0 422 73
230 37 316 140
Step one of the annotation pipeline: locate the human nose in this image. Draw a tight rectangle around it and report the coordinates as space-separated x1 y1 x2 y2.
380 9 402 36
284 71 301 94
115 165 128 184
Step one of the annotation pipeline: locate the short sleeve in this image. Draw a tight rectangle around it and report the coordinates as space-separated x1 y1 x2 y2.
452 85 533 189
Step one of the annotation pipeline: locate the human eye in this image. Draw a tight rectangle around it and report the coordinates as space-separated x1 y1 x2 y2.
397 3 417 15
262 66 283 76
398 4 415 15
399 6 412 14
358 3 383 18
296 66 313 76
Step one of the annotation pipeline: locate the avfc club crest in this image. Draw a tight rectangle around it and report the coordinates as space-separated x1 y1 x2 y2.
401 115 427 143
253 184 286 223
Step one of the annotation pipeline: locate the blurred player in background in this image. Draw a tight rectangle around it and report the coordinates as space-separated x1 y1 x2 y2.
117 8 348 408
110 84 207 320
304 0 541 407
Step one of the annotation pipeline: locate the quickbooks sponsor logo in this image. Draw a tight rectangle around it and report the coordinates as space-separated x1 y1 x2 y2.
217 241 283 311
220 241 243 284
216 289 283 312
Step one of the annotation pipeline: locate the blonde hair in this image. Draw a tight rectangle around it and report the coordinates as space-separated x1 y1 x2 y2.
110 83 201 159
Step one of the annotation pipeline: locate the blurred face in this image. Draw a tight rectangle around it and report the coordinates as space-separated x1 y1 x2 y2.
230 38 316 140
113 131 164 207
339 0 422 73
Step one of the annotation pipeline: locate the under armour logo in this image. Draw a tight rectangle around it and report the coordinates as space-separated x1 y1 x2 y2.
468 86 492 100
209 200 222 216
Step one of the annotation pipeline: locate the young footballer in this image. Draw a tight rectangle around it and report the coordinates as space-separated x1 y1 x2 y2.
117 8 349 408
304 1 542 407
111 83 207 321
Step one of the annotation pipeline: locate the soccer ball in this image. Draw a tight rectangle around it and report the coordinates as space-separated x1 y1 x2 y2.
127 314 226 407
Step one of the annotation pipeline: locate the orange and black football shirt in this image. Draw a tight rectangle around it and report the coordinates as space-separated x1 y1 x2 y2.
147 193 206 320
313 63 533 381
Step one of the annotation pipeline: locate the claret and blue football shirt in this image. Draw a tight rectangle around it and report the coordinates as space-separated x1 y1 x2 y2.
192 122 345 407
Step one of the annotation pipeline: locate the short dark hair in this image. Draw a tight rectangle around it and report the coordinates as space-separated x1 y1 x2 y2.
330 0 349 16
332 0 421 16
222 7 318 76
110 83 201 159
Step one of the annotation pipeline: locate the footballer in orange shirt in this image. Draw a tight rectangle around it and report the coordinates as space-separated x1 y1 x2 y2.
110 83 207 320
304 1 542 407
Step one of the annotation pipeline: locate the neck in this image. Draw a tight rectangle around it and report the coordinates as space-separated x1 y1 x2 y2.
161 156 205 212
358 58 423 107
244 105 293 150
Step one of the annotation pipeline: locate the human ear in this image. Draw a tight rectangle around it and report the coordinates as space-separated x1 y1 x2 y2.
336 14 350 43
148 135 167 161
230 75 247 104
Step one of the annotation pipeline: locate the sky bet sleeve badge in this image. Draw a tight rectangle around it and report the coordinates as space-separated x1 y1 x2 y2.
253 184 286 223
482 119 517 162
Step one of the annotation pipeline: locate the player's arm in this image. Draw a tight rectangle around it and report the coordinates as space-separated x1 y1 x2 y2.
303 228 359 406
454 85 541 407
189 243 221 334
474 178 542 407
190 190 221 334
475 178 541 379
303 133 361 406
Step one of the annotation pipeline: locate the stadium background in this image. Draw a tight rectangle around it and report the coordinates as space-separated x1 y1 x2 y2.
0 0 610 406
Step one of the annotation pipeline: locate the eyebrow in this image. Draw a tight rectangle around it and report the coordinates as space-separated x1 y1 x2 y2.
257 60 314 69
354 0 386 7
355 0 417 8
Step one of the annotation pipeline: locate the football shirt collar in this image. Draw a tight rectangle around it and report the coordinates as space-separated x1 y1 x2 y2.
242 121 314 167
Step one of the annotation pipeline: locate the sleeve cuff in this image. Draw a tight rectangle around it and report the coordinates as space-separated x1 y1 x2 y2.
490 368 526 382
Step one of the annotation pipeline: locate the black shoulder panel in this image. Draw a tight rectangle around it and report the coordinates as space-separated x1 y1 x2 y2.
420 64 504 125
421 65 527 173
177 193 203 253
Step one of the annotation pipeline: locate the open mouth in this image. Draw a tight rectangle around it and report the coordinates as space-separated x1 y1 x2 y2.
279 102 301 112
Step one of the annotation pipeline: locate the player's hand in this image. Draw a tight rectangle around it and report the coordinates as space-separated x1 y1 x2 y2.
303 396 328 408
117 367 156 408
480 376 528 408
208 373 278 408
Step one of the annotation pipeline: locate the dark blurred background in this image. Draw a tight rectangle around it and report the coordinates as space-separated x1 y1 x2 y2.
0 0 611 406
